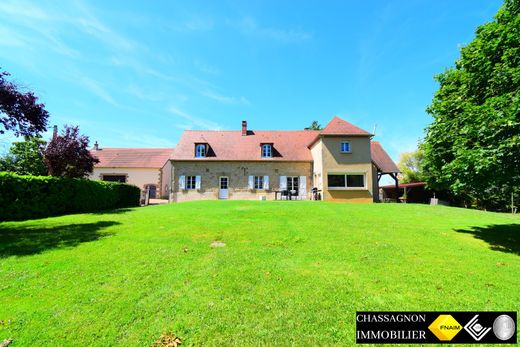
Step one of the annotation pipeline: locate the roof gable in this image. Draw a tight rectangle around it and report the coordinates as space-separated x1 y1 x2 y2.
321 116 372 136
92 148 174 168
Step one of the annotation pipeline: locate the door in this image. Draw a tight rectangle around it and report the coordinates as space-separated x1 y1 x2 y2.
145 184 157 198
287 176 299 197
219 176 229 199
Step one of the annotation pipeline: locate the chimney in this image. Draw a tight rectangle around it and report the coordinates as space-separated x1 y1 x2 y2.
93 141 99 151
241 120 247 136
52 125 58 139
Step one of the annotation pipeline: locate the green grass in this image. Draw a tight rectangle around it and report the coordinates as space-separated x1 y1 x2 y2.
0 201 519 346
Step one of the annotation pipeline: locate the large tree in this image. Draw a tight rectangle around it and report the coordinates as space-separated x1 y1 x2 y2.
0 136 47 175
0 68 49 137
422 0 520 210
43 125 99 178
398 148 425 184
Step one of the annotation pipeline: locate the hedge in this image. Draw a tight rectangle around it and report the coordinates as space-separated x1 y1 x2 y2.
0 172 141 221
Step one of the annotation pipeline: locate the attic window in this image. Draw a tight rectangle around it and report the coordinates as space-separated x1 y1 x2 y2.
341 142 351 153
195 143 206 158
261 144 272 158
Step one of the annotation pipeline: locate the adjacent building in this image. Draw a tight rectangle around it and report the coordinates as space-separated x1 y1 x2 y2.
90 146 173 198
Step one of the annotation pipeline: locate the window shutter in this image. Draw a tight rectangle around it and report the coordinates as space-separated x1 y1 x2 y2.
195 176 201 190
299 176 307 198
263 175 269 190
179 175 185 190
248 176 254 189
279 176 287 190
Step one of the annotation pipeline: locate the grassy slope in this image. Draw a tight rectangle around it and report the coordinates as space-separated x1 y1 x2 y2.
0 201 519 346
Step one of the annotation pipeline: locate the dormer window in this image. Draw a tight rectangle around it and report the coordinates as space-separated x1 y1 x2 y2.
340 141 351 153
195 143 206 158
261 144 272 158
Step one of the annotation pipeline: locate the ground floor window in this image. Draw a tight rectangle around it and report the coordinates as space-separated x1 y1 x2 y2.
102 175 126 183
287 176 299 194
327 173 365 188
186 175 196 189
254 176 264 189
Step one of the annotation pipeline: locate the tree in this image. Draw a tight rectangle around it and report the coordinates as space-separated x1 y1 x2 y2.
397 148 425 183
43 125 99 178
0 68 49 137
0 137 47 175
305 121 322 130
422 0 520 210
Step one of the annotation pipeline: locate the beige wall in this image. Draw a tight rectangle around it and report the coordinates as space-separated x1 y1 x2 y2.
161 160 172 199
319 135 375 202
90 167 162 194
310 140 323 191
170 161 312 202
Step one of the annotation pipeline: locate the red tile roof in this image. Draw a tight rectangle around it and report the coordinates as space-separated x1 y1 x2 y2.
371 141 399 173
172 130 319 161
91 148 174 168
321 116 372 136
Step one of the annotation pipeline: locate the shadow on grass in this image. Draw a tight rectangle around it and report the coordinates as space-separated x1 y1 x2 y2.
455 224 520 256
0 221 120 257
89 208 134 215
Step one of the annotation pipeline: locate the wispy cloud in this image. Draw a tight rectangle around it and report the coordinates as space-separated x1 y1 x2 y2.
178 15 215 32
0 1 50 20
79 76 119 106
201 90 250 105
77 17 137 51
232 16 312 43
168 107 223 130
195 60 220 76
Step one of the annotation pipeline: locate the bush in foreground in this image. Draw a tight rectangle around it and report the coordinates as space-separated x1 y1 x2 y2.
0 172 140 221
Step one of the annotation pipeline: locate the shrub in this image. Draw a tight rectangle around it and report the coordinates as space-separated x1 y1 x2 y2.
0 172 140 221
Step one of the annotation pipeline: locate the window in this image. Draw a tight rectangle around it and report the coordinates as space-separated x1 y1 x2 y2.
102 175 126 183
186 175 196 189
195 144 206 157
327 173 365 189
340 142 351 153
347 174 364 187
254 176 264 189
261 144 272 158
287 176 299 194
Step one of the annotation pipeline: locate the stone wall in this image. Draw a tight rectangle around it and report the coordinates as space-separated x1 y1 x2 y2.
170 161 313 202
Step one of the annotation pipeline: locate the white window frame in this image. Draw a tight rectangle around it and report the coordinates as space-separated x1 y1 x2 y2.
340 141 351 153
327 172 366 190
195 144 206 158
186 175 197 190
254 176 264 189
261 144 272 158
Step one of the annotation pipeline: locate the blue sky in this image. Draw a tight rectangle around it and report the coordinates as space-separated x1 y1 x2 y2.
0 0 502 164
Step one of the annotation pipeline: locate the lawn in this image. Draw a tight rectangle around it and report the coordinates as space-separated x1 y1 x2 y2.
0 201 519 346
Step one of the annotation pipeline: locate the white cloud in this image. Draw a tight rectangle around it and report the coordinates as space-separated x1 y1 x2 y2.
232 16 312 43
168 107 223 130
180 16 214 31
195 60 220 76
201 90 250 105
79 76 119 106
77 17 137 51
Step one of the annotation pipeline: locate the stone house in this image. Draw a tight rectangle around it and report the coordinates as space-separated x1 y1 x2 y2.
166 116 399 202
